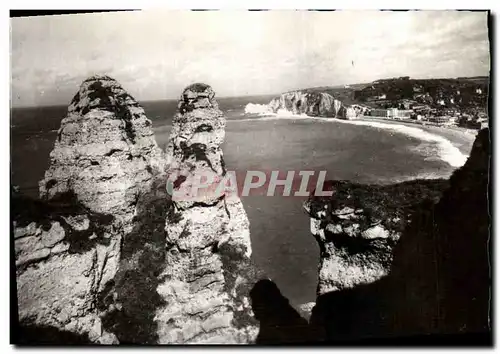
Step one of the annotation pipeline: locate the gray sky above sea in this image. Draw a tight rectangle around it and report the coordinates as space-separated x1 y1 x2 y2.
11 10 490 107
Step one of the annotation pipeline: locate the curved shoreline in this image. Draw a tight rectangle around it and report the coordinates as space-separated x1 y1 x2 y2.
357 117 477 156
230 114 476 168
154 112 477 169
328 117 471 168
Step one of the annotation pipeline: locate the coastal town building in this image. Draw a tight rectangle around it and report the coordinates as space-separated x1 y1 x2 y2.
368 108 413 119
395 110 413 119
428 116 456 125
370 108 391 117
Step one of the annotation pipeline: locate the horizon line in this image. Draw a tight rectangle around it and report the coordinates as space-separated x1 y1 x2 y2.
11 74 490 110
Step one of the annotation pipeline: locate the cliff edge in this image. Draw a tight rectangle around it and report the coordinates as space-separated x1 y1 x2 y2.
305 128 490 342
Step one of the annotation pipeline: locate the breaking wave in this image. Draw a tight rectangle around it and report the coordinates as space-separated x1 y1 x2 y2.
244 103 273 116
244 104 310 118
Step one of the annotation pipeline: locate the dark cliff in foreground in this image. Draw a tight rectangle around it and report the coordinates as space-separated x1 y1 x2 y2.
304 128 491 342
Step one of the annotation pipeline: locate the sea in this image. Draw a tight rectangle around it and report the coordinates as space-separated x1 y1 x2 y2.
11 95 470 307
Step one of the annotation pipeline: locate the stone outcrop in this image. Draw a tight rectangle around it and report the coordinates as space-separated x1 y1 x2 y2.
13 193 120 344
39 75 165 232
304 179 448 295
154 84 257 344
14 75 166 344
305 129 490 342
269 91 347 118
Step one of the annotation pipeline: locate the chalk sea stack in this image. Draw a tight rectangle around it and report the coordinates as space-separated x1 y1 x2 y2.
155 83 257 344
39 75 166 231
14 75 165 344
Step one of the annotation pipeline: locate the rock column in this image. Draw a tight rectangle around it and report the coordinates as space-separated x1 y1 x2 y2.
155 83 256 344
15 75 165 344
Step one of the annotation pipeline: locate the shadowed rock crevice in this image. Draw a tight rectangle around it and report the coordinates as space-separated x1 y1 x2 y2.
14 324 93 345
12 191 116 260
13 191 121 344
249 279 313 345
99 177 169 344
247 129 490 344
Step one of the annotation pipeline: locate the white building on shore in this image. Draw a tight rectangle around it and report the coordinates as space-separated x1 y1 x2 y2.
369 108 413 119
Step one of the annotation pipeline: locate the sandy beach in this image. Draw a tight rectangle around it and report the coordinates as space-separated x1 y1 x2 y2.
358 117 478 156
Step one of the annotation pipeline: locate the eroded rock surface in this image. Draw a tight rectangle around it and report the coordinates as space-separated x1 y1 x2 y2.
304 179 448 295
155 83 257 344
269 91 347 118
14 75 166 344
39 75 165 232
13 193 120 344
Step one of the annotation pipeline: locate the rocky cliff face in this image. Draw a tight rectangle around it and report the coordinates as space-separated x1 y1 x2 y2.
305 129 490 342
14 75 166 344
386 127 490 337
304 179 448 295
13 80 258 345
39 75 165 231
153 84 257 343
13 192 120 344
269 91 347 118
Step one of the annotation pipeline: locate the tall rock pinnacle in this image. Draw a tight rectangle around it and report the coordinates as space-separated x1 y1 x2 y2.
155 83 257 344
39 75 166 232
15 75 166 344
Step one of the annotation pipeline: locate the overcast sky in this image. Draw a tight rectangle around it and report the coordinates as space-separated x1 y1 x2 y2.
11 10 490 107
